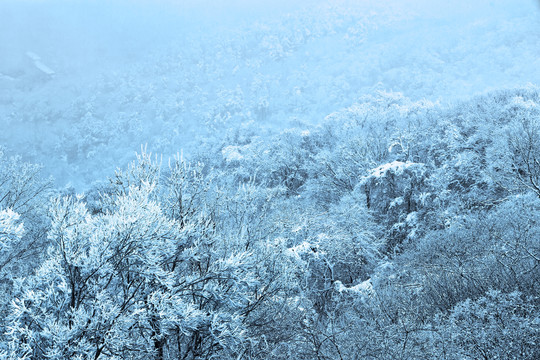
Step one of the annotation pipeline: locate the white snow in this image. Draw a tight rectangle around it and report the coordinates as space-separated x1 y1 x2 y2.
287 241 319 259
370 161 417 178
26 51 55 75
25 51 41 61
0 73 15 81
334 279 374 298
222 146 244 162
33 61 55 76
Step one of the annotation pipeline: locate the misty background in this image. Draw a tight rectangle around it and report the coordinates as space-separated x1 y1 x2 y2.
1 0 539 189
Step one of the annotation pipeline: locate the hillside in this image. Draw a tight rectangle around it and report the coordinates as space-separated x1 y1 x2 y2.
0 1 539 359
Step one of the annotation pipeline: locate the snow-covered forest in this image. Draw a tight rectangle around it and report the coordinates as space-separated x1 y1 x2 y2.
0 0 539 358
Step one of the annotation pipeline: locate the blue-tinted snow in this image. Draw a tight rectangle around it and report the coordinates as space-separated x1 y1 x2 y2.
0 0 538 189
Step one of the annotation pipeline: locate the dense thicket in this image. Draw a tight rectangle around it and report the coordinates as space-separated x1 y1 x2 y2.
0 88 538 359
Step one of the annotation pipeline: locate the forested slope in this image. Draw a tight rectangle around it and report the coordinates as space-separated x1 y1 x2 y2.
0 0 539 359
1 88 539 359
1 0 539 189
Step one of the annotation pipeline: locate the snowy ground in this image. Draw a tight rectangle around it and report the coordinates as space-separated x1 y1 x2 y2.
1 0 539 190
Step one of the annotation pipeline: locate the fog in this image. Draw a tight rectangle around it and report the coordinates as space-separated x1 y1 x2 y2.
1 0 539 189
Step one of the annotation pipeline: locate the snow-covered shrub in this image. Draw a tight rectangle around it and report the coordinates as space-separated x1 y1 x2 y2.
360 161 429 251
436 291 539 360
